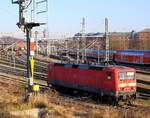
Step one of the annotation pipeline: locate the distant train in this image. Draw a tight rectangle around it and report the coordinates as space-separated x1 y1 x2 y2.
16 46 150 65
67 49 150 65
47 63 137 102
69 49 115 61
114 50 150 65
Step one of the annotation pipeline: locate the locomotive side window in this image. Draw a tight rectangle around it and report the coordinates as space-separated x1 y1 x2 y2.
48 65 52 70
107 72 112 80
119 72 125 80
119 72 135 80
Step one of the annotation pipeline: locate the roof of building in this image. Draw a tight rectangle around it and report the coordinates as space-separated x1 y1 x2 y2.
74 32 104 37
140 28 150 32
110 32 130 36
0 36 16 45
74 32 131 38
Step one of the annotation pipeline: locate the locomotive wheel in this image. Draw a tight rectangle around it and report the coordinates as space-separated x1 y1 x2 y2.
127 98 135 105
113 97 119 106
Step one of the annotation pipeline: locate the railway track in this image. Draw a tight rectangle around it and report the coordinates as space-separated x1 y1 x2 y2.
136 69 150 75
0 63 47 80
0 55 48 74
0 72 48 89
0 59 47 73
0 59 149 100
136 73 150 100
0 57 47 70
0 55 149 100
117 63 150 74
43 86 150 113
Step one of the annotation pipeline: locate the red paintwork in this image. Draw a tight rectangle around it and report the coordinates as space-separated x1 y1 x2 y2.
115 68 136 91
47 63 136 97
144 53 150 64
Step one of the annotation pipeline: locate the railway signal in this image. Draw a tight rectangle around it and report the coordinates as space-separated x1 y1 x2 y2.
11 0 47 98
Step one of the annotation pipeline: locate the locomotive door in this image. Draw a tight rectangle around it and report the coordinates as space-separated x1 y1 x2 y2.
103 71 114 91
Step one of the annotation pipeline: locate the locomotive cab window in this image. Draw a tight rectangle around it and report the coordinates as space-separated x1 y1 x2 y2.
127 72 135 79
119 72 125 80
119 72 135 80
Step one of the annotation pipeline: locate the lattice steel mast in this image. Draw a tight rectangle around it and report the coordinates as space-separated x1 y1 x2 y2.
81 17 86 63
104 18 109 65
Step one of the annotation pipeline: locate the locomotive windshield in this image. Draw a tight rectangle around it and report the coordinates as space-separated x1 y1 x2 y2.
127 72 135 79
119 72 125 80
119 72 135 80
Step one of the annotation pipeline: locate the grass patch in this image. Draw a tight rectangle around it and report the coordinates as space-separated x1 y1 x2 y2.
0 110 18 118
87 108 119 118
32 94 49 108
133 99 150 106
47 105 72 118
19 94 49 110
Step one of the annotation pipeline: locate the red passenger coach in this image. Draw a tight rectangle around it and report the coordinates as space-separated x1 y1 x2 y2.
47 63 136 101
115 50 150 65
144 52 150 65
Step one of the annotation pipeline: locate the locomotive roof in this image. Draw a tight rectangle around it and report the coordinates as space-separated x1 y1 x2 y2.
54 63 131 70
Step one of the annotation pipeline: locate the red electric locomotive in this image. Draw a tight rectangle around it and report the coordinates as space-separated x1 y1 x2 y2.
47 63 136 101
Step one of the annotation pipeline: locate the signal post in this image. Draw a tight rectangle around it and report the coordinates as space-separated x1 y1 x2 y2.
12 0 41 99
25 23 41 97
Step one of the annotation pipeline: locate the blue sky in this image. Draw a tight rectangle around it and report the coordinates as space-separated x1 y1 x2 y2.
0 0 150 38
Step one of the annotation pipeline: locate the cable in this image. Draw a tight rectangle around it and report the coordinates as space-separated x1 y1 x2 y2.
23 0 32 10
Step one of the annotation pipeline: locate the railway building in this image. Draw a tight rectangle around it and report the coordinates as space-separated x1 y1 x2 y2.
129 29 150 50
109 32 130 50
74 32 130 51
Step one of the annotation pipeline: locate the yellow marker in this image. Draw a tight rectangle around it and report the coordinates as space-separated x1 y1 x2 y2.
32 85 40 91
29 58 35 86
30 58 35 78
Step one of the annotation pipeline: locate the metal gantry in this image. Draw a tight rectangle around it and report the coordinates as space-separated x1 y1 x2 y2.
21 0 49 56
34 0 49 56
